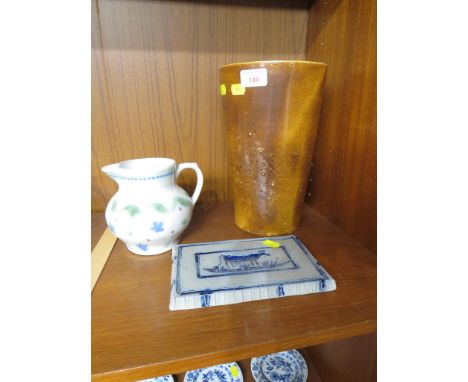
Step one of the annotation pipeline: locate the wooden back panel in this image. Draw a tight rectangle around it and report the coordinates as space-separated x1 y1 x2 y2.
307 333 377 382
305 0 377 252
92 0 309 211
92 0 376 253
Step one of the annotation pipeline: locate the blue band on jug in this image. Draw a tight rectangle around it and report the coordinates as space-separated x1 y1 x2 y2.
108 171 174 181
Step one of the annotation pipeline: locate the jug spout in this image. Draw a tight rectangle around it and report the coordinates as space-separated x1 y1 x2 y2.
101 163 120 180
101 162 129 186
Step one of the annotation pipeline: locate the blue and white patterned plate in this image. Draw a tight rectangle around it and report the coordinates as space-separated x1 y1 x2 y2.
137 375 174 382
251 350 308 382
184 362 243 382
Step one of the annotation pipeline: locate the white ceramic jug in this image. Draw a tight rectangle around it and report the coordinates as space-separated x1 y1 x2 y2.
102 158 203 255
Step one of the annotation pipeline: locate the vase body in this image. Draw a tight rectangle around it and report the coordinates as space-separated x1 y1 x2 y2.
102 158 203 255
219 60 327 235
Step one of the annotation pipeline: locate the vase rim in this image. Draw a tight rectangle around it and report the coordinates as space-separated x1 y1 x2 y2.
219 60 327 70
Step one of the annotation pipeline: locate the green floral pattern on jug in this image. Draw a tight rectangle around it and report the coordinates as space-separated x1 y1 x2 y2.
124 204 140 216
152 203 169 213
150 197 192 213
123 196 191 218
111 200 118 212
175 197 191 207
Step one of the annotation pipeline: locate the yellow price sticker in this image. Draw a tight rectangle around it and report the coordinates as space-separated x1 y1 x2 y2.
230 365 239 378
220 83 226 96
262 239 280 248
231 83 246 95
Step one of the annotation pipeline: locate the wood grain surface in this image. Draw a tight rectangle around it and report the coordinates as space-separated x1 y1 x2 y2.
91 203 376 381
305 0 377 253
306 333 377 382
91 228 117 291
92 212 108 250
92 0 309 211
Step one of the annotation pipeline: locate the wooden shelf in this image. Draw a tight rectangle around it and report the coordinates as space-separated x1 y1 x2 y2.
92 203 376 381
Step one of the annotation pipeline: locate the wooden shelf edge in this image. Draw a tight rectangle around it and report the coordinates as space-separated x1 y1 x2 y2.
91 228 117 292
91 321 376 382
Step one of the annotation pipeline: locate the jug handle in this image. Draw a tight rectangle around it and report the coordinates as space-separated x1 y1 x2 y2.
175 163 204 205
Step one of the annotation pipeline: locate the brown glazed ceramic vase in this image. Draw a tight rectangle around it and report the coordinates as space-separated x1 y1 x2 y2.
219 60 327 236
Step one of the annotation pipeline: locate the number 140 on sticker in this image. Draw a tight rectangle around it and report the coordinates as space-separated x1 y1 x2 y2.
248 76 261 84
240 68 268 88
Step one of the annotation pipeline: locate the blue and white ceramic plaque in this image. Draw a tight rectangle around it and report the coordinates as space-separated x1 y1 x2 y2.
184 362 243 382
137 375 174 382
169 235 336 310
251 350 307 382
